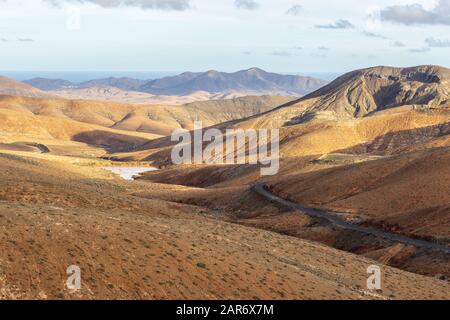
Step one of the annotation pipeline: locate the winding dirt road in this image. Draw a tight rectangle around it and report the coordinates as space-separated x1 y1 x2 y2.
253 183 450 254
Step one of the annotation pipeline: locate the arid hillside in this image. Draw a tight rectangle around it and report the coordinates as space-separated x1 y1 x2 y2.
269 146 450 242
119 66 450 164
1 66 449 300
0 94 292 157
0 76 57 99
285 65 450 122
128 66 450 280
47 86 262 105
0 94 292 138
0 107 158 152
0 149 448 299
114 103 449 169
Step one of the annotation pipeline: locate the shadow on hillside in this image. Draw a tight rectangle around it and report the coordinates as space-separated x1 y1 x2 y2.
73 130 150 153
335 122 450 155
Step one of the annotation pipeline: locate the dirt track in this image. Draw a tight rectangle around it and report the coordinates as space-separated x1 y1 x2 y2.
253 183 450 254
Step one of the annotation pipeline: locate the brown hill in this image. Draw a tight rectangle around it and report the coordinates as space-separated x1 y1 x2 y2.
0 94 291 134
0 76 57 99
119 103 450 165
0 107 158 151
283 65 450 123
49 86 263 105
0 95 292 148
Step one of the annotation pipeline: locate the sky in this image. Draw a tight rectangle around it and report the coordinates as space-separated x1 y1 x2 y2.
0 0 449 74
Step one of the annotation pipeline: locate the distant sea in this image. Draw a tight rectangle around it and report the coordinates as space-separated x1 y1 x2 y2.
1 71 343 82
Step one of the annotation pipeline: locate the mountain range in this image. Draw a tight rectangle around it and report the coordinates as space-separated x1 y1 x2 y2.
24 68 328 97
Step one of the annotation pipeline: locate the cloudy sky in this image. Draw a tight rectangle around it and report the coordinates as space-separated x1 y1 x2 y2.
0 0 449 73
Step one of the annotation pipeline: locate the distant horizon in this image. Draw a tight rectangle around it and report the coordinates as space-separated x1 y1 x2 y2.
1 69 344 82
4 62 450 83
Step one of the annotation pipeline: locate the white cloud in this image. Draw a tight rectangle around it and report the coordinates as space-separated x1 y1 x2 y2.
286 4 302 16
316 19 354 29
425 37 450 47
234 0 258 11
380 0 450 26
44 0 191 10
362 31 388 40
409 47 430 53
391 41 405 47
271 50 293 57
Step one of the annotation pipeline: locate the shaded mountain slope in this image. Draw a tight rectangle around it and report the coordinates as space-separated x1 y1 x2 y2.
284 65 450 123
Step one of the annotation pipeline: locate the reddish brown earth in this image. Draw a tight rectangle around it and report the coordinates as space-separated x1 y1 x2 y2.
2 151 448 299
0 66 449 300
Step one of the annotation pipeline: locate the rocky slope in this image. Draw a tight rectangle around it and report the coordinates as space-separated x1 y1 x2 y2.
286 65 450 122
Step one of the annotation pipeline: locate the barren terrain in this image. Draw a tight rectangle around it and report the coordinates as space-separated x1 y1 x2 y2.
0 149 448 299
0 65 449 300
